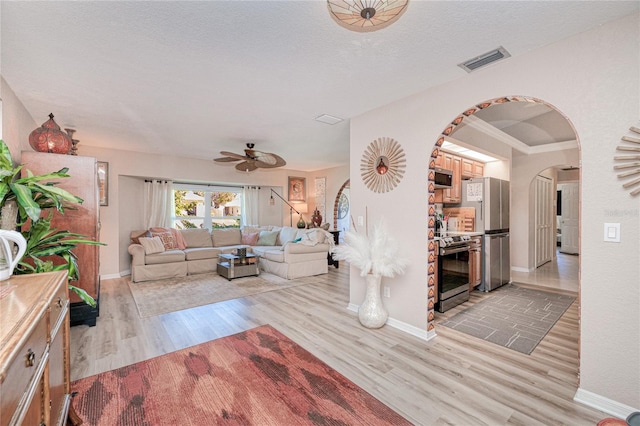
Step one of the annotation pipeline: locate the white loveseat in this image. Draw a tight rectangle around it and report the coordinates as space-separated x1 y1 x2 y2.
128 226 332 282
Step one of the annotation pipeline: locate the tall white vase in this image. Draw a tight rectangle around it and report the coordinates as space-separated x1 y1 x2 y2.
358 274 388 329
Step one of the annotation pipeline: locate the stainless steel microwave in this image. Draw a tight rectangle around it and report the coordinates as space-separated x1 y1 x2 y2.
434 167 453 188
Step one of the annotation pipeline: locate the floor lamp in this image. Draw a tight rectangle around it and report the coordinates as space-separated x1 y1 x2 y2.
269 189 301 227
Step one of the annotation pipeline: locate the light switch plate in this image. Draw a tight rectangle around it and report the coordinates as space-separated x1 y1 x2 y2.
604 223 620 242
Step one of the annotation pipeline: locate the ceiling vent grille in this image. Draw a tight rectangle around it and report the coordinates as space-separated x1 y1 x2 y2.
458 46 511 73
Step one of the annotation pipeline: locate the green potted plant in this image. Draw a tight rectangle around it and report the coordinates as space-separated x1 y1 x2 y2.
0 139 103 306
1 139 83 228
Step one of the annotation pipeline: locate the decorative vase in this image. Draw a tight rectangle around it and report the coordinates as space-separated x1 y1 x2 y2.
358 274 388 328
29 113 72 154
312 208 322 227
297 215 306 229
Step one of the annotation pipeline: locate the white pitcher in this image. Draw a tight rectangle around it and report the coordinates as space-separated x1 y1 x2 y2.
0 230 27 281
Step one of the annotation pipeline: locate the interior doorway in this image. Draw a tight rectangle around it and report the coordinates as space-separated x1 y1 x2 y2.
558 182 579 254
535 175 554 268
427 95 582 336
333 179 350 242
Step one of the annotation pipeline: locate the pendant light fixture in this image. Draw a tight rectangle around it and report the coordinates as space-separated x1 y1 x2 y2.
327 0 409 33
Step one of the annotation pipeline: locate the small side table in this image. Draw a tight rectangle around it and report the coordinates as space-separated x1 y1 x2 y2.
327 230 340 269
217 253 259 280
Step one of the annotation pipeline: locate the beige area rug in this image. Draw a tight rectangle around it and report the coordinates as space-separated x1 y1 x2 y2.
128 272 314 318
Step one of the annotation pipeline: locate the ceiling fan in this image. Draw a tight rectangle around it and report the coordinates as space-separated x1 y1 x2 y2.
214 143 286 172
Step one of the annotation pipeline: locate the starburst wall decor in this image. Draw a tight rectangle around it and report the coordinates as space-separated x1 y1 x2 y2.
360 137 406 193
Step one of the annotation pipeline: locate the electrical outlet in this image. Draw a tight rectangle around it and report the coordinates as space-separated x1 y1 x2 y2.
357 216 364 226
383 286 390 298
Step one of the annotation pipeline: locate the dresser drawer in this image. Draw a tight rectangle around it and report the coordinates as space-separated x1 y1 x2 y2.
0 313 48 426
49 282 69 341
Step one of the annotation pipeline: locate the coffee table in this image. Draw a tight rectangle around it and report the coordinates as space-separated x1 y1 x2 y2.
217 253 259 281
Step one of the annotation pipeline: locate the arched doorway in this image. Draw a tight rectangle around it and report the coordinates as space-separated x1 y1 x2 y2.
427 96 581 335
333 179 350 241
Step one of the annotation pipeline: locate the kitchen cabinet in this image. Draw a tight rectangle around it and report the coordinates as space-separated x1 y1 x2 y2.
469 238 482 290
21 152 101 326
0 271 74 426
442 155 462 203
434 150 484 204
462 158 484 178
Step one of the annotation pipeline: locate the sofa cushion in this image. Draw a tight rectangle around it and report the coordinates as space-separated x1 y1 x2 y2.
181 228 213 248
277 227 298 246
145 249 186 264
184 247 220 261
256 230 279 246
212 228 242 247
131 230 151 244
261 249 285 263
242 225 271 235
241 231 259 246
138 236 165 255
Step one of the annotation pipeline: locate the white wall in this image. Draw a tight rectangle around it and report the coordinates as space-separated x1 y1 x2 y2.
1 76 36 162
349 13 639 411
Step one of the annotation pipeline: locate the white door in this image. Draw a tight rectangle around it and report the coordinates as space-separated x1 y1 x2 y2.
535 176 554 268
560 182 580 254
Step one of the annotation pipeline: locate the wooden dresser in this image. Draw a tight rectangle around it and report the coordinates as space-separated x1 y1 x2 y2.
0 271 73 426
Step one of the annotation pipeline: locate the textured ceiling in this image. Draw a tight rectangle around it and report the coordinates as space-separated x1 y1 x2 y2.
2 1 638 171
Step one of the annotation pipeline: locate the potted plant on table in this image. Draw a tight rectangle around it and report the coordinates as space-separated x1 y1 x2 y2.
0 139 102 306
331 217 408 328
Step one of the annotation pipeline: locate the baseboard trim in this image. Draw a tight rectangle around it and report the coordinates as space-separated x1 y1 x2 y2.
574 387 639 419
346 303 436 341
101 272 123 280
511 266 534 273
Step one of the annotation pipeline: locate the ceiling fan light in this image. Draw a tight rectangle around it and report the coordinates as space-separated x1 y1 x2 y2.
327 0 409 33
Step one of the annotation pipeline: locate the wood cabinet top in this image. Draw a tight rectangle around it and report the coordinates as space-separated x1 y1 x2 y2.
0 271 68 382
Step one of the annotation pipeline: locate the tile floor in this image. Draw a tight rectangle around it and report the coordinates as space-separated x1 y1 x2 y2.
511 249 579 292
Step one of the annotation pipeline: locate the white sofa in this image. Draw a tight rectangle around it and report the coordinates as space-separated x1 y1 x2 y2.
128 226 332 282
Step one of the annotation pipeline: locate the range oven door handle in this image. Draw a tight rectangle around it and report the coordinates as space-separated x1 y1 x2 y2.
440 245 471 255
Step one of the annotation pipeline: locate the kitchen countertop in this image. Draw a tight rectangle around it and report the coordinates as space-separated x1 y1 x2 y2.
437 231 484 238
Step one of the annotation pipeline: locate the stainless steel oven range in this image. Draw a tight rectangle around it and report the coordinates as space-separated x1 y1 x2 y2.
436 235 472 313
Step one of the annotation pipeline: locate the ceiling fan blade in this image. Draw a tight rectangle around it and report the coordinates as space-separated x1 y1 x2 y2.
213 156 241 163
220 151 247 160
235 161 258 172
254 152 286 168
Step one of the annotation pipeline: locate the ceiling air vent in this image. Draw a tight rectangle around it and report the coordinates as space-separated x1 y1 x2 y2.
458 46 511 73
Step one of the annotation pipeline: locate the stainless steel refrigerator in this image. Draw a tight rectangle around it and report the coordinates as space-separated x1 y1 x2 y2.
461 177 510 291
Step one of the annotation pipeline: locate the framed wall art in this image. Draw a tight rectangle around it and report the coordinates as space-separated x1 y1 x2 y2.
97 161 109 206
288 176 306 202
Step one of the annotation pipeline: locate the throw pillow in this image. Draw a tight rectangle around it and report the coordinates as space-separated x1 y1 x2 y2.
256 230 279 246
150 231 177 250
131 230 151 244
241 231 260 246
149 227 187 249
139 236 165 255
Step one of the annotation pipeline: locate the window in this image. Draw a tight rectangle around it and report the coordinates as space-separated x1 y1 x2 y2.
172 184 242 230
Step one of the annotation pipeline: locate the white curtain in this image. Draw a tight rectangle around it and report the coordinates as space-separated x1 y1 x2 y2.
144 180 173 229
242 186 260 226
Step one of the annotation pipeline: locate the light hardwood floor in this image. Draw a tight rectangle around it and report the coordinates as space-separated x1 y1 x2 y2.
70 258 606 425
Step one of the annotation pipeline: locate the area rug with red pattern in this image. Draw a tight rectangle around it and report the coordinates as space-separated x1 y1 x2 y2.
71 324 411 425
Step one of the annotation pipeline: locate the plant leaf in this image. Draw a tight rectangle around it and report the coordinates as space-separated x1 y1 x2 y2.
69 285 96 308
